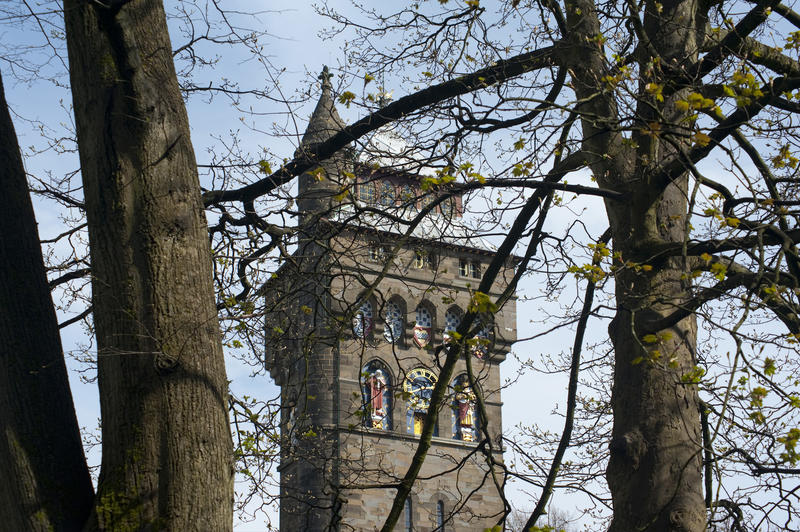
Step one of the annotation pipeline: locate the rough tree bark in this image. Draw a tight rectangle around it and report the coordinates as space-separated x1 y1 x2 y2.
566 0 706 530
64 1 233 529
0 70 94 532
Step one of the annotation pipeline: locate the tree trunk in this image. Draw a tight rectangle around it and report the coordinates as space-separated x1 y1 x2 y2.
605 183 705 532
563 0 708 528
605 0 707 529
64 1 233 530
0 70 94 531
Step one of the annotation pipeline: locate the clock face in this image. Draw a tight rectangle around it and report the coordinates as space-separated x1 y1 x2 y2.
404 368 438 410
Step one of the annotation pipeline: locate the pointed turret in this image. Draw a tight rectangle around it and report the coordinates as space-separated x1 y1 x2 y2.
297 66 348 224
301 66 345 147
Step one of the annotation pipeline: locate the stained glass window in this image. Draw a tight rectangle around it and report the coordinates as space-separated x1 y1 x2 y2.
443 309 461 343
380 181 396 207
404 368 438 436
440 197 455 217
400 184 416 210
352 301 373 338
361 361 392 430
416 307 432 328
358 181 376 204
412 306 432 348
451 374 478 442
472 319 490 359
419 192 434 212
384 301 404 343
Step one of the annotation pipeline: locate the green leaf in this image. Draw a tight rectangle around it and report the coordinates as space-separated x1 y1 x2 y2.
469 291 498 314
338 91 356 107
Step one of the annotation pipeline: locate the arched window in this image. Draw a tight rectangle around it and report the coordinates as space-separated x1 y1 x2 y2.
436 500 445 531
380 181 396 207
352 300 373 338
451 374 478 442
404 368 438 436
384 300 404 344
404 497 413 532
361 360 392 430
413 306 432 348
284 399 298 448
443 308 461 343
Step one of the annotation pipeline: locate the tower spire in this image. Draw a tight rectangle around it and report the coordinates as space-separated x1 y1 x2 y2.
296 66 348 223
300 65 345 148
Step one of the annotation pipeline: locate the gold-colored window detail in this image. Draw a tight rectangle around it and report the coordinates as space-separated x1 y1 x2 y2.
413 250 434 269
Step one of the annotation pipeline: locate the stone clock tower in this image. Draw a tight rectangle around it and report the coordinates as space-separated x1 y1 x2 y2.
265 68 517 531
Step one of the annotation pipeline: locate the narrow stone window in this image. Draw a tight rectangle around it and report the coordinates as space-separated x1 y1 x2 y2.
459 259 469 277
470 261 481 279
436 500 445 531
404 497 413 532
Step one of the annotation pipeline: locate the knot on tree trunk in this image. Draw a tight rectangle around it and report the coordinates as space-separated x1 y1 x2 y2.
669 501 706 532
154 350 179 373
609 430 646 470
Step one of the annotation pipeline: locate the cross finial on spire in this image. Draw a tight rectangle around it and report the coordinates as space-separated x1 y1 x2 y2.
319 65 333 91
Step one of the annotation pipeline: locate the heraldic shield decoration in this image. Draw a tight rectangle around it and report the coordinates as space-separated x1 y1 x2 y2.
413 306 432 348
